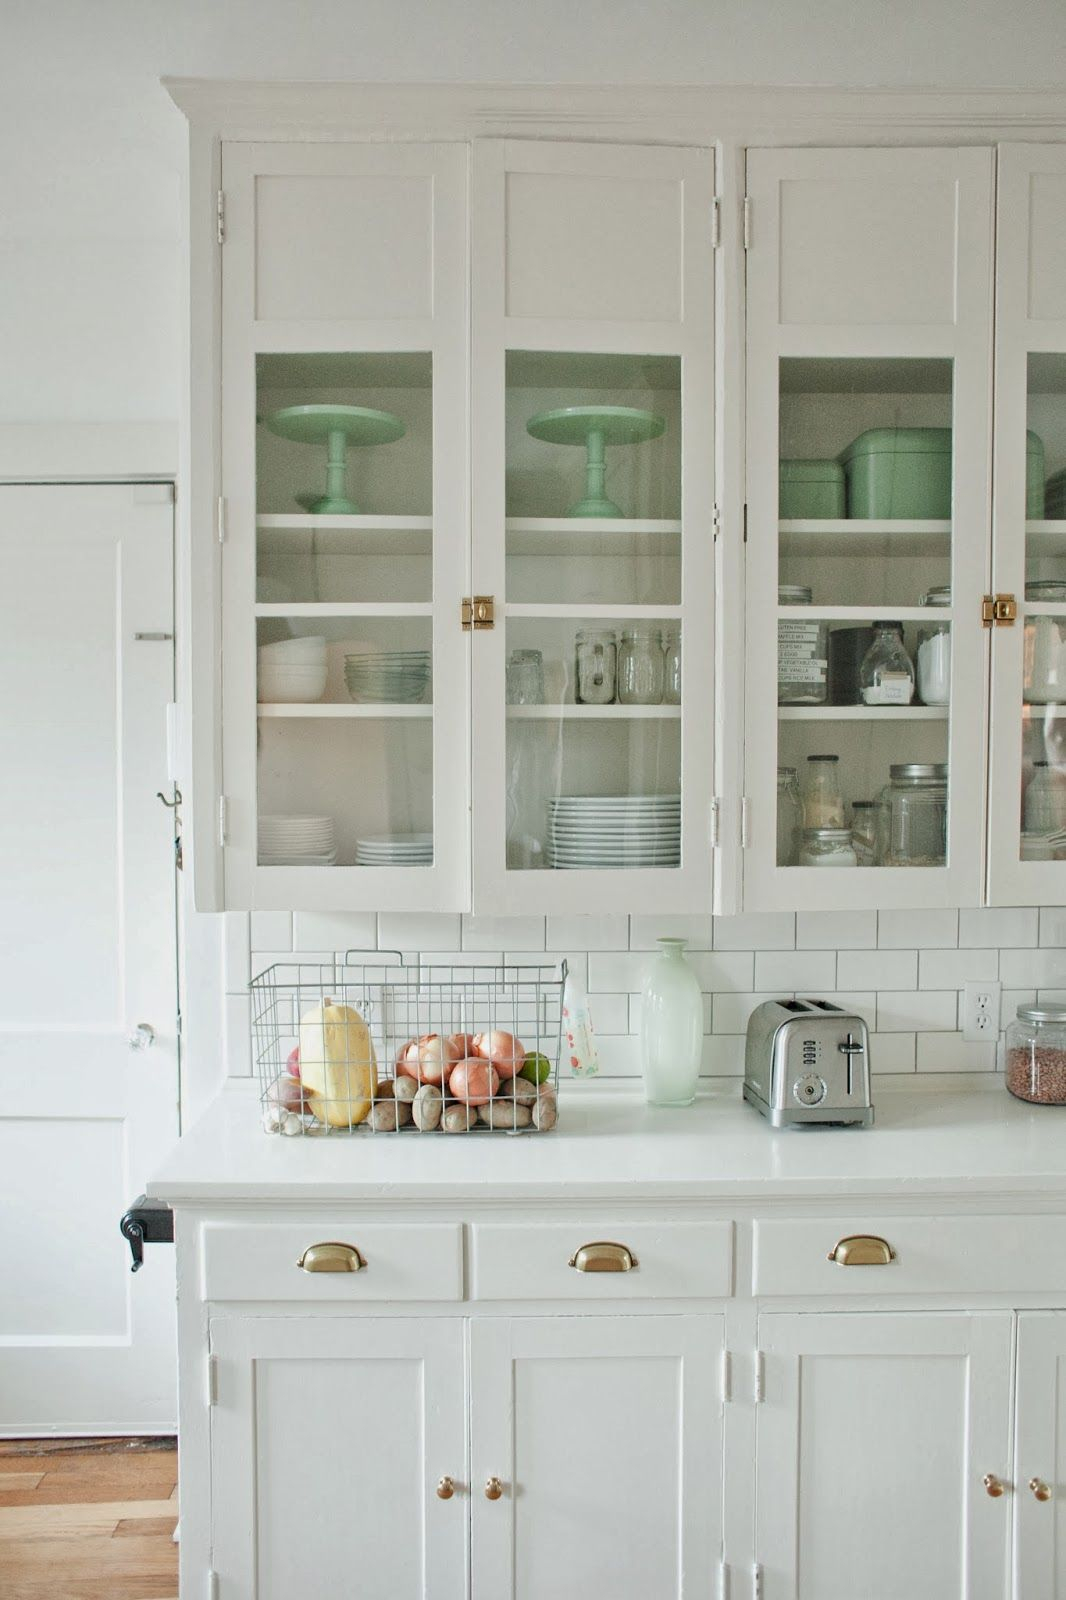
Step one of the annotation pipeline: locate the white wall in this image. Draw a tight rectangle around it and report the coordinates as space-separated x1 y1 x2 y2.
4 0 1066 425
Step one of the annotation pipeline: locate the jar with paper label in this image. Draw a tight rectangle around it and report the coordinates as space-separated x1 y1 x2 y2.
916 586 951 706
860 621 915 707
778 585 828 704
777 767 801 865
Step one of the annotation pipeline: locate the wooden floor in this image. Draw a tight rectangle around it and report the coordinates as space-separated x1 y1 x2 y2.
0 1437 178 1600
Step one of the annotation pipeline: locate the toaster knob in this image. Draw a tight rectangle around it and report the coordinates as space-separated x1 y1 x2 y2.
794 1073 827 1107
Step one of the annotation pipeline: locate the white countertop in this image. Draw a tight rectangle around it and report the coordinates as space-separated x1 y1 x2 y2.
148 1079 1066 1205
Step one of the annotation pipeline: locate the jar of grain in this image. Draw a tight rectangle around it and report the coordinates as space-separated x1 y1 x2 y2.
1005 1004 1066 1105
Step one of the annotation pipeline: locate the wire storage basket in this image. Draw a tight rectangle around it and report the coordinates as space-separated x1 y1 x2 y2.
251 953 565 1136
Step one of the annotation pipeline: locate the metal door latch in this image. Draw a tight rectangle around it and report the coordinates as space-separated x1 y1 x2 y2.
982 594 1017 627
461 595 495 630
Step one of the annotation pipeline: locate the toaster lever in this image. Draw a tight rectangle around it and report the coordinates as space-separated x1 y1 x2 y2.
838 1031 865 1095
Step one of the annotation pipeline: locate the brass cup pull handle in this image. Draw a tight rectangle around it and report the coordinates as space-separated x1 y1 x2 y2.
485 1476 504 1501
436 1476 456 1500
827 1234 896 1268
568 1241 639 1273
1029 1478 1052 1503
296 1242 366 1273
984 1474 1007 1498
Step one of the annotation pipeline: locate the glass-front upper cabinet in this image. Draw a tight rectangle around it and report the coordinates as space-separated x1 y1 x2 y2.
218 143 468 910
989 146 1066 904
469 141 716 912
743 147 995 910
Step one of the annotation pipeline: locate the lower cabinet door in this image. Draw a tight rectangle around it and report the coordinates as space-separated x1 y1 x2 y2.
209 1316 467 1600
1015 1312 1066 1598
469 1314 724 1600
755 1312 1013 1600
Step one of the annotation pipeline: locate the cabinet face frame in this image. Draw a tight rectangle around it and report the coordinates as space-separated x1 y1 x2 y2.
742 146 995 912
218 141 470 911
1014 1312 1066 1598
468 139 718 914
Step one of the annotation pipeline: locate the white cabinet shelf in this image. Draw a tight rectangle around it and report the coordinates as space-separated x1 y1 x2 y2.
1025 518 1066 555
258 702 432 718
507 517 681 558
505 603 684 620
255 602 433 618
779 519 951 559
257 514 433 530
778 704 949 721
506 703 681 719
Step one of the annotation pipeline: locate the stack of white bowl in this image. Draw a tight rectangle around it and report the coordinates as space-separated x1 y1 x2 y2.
258 637 328 703
354 832 433 866
345 650 431 704
259 814 337 867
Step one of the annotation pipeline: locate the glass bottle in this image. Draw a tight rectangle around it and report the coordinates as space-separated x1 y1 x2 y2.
776 766 801 866
916 587 951 706
618 626 665 705
640 938 703 1107
850 799 882 866
802 754 845 829
575 629 617 705
1005 1004 1066 1104
663 626 682 705
506 648 545 705
879 763 948 867
778 585 828 705
860 621 915 706
1023 760 1066 834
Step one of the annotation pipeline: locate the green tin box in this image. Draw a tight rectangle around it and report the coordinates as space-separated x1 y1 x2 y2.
840 426 1045 519
779 459 846 519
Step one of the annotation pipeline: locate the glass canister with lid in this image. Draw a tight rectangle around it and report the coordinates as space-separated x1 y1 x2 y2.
1005 1004 1066 1104
850 799 882 866
916 586 951 706
777 767 802 865
575 628 617 705
802 753 845 829
1024 581 1066 704
618 625 665 705
663 626 681 705
878 762 948 867
778 586 828 705
799 827 858 867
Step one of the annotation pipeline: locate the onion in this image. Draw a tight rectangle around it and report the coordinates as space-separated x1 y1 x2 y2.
397 1033 461 1086
445 1032 477 1060
448 1058 499 1105
472 1030 525 1078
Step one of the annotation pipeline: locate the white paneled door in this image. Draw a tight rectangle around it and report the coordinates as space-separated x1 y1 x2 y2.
0 484 178 1433
1015 1313 1066 1598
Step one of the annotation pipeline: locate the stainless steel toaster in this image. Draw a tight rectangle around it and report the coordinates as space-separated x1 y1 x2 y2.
743 999 873 1127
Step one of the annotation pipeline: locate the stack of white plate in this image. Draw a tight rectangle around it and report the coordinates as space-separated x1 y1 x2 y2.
546 794 681 869
345 651 431 704
258 637 328 703
354 832 433 867
259 814 337 867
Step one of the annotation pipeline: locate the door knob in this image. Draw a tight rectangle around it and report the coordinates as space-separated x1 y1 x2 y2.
127 1023 156 1050
436 1476 456 1500
983 1474 1007 1498
484 1476 504 1500
1029 1478 1052 1502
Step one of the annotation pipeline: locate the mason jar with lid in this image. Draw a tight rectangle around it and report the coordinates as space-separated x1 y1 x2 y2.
916 586 951 706
1005 1004 1066 1104
798 827 858 867
575 629 617 705
1024 581 1066 704
778 585 828 705
618 625 664 705
777 767 801 866
663 626 681 705
802 753 845 829
878 762 948 867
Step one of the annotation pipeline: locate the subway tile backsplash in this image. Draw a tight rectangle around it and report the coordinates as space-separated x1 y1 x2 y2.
244 908 1066 1080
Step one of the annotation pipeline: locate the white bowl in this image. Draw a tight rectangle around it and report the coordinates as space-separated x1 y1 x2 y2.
259 637 326 663
258 665 328 703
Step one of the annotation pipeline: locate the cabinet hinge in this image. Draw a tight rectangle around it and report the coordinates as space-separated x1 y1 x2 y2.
207 1354 218 1407
982 592 1017 628
753 1348 765 1402
752 1564 764 1600
217 797 228 849
742 196 752 250
216 496 226 545
216 190 225 245
720 1347 732 1402
711 196 721 248
709 797 721 850
461 594 495 631
712 502 721 538
207 1569 220 1600
740 797 752 850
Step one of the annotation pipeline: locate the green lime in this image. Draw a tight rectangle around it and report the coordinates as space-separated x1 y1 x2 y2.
521 1052 552 1085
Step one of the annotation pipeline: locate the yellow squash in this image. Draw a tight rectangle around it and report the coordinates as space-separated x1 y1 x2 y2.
299 998 378 1127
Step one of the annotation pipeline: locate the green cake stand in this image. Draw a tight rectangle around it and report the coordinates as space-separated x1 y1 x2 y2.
525 405 665 518
265 404 406 515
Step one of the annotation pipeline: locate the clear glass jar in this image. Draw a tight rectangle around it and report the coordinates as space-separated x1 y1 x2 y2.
1023 760 1066 833
618 625 664 705
850 799 882 866
1024 582 1066 704
777 766 801 866
879 762 948 867
802 753 845 829
916 586 951 706
778 585 828 705
575 629 617 705
860 621 915 706
506 648 545 705
663 626 681 705
798 827 858 867
1005 1004 1066 1104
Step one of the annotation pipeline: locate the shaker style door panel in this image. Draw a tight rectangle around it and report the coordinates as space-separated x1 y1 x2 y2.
988 145 1066 905
469 1315 724 1600
1014 1313 1066 1599
743 147 994 911
218 141 470 911
470 140 717 914
755 1312 1012 1600
209 1317 467 1600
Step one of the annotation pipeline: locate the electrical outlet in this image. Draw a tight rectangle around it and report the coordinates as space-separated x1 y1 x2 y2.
963 980 1002 1042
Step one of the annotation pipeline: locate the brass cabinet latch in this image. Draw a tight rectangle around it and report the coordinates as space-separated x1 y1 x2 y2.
982 594 1017 628
462 595 495 631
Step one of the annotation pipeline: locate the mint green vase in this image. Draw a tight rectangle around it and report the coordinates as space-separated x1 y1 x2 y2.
640 938 702 1107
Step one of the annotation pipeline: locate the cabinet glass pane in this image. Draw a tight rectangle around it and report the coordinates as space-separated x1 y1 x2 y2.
254 353 435 871
776 357 954 868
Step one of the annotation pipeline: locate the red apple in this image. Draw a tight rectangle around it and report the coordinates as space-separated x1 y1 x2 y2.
286 1046 300 1081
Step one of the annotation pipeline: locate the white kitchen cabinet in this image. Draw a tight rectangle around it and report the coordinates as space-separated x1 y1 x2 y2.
208 1315 469 1600
469 1315 724 1600
1014 1312 1066 1598
755 1311 1014 1600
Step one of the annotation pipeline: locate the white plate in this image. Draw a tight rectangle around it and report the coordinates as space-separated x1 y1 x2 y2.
547 844 681 860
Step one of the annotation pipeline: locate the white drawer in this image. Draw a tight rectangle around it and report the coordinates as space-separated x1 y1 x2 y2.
471 1221 733 1301
752 1215 1066 1298
201 1223 464 1302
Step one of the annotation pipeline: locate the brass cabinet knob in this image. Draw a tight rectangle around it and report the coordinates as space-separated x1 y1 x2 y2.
484 1476 504 1501
827 1235 896 1267
296 1242 366 1273
1029 1478 1052 1503
983 1474 1007 1498
568 1241 638 1273
436 1476 456 1500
